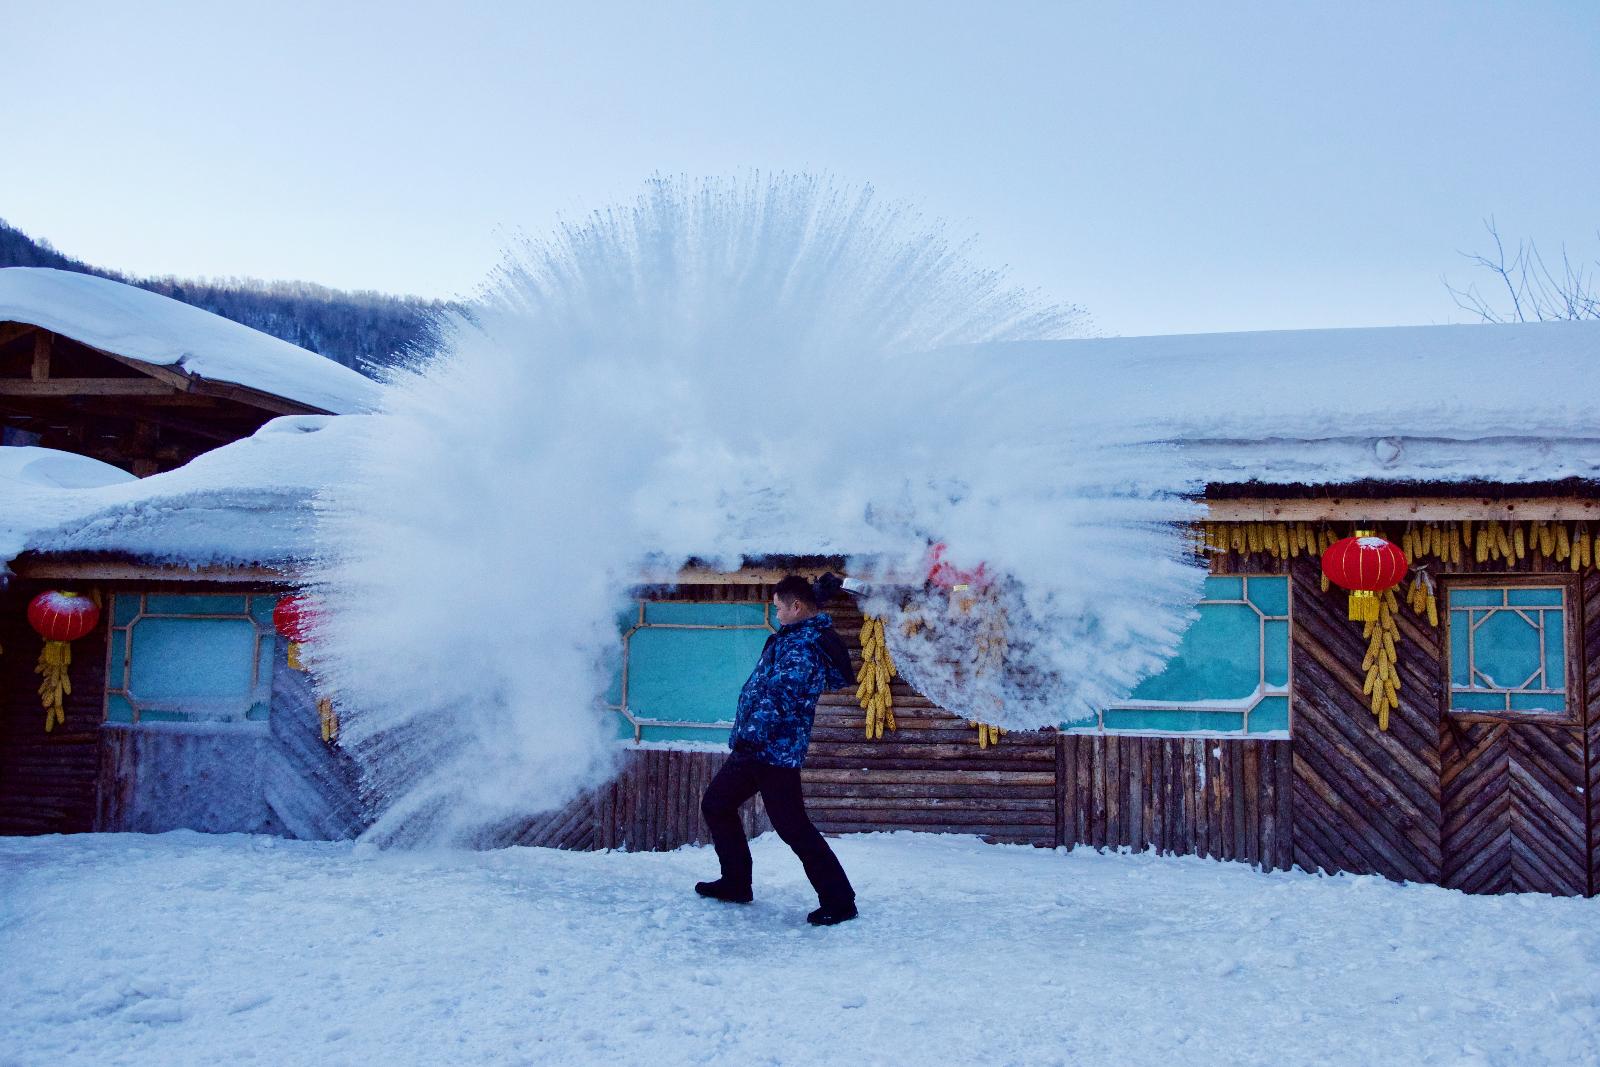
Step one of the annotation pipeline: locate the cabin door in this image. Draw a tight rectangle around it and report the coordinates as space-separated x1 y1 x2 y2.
1438 578 1589 896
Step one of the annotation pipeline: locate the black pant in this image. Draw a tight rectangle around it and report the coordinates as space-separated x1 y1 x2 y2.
701 753 854 907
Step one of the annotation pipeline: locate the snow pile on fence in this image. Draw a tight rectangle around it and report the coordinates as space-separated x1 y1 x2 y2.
0 267 381 414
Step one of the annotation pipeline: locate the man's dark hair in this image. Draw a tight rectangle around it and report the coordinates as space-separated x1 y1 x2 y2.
774 573 843 608
773 574 818 607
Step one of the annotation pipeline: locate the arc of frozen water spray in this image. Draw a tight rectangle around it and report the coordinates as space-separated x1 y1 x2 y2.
304 173 1204 847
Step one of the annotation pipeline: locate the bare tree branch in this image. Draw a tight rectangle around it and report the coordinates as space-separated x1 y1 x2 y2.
1445 217 1600 322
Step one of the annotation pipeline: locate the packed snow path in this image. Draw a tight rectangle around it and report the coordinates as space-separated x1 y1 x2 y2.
2 832 1597 1066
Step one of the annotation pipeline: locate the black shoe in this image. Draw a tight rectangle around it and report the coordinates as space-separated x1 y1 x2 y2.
695 879 753 903
806 901 858 926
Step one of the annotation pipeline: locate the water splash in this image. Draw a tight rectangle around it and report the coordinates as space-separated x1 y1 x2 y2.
304 173 1202 846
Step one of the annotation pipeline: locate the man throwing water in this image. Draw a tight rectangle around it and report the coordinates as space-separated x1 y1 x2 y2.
696 573 858 925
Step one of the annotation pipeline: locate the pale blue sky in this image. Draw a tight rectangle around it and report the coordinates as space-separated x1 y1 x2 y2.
4 1 1597 336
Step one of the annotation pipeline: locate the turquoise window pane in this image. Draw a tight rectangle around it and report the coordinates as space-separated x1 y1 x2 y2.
1129 603 1260 702
1246 577 1289 617
1452 589 1503 607
1101 709 1244 733
1507 588 1563 607
637 724 732 744
642 602 769 627
615 712 637 739
106 694 134 723
112 595 140 627
129 618 259 714
617 606 642 634
139 710 187 722
1510 692 1566 713
1248 696 1290 733
1543 614 1566 690
1452 691 1505 711
1264 620 1289 687
1473 611 1542 689
624 626 769 723
248 595 279 626
1450 612 1472 687
143 594 249 616
604 655 624 706
1203 577 1243 601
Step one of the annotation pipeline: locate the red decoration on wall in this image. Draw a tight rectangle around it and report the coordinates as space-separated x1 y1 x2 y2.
1322 533 1408 621
925 543 988 591
27 590 100 643
27 590 101 732
272 595 317 644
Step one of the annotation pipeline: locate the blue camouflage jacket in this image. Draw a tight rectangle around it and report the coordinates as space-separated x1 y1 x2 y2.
728 613 852 768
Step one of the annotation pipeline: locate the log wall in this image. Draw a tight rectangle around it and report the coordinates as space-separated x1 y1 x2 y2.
0 580 109 834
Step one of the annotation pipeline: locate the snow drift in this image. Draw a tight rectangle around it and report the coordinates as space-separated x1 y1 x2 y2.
303 174 1207 846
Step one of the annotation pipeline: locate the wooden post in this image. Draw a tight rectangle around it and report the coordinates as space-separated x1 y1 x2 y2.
31 331 51 381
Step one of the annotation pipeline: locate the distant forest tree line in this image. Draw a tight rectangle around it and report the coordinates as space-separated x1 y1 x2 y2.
0 219 458 374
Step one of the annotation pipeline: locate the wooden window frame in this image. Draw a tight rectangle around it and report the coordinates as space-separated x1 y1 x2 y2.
1439 573 1585 727
610 598 776 742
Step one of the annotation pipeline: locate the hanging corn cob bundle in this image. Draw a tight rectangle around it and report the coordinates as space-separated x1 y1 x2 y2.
970 594 1008 748
317 697 339 743
1360 589 1402 731
1404 569 1439 628
855 615 897 740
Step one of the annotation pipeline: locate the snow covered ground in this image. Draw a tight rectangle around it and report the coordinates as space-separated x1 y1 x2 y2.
2 832 1597 1067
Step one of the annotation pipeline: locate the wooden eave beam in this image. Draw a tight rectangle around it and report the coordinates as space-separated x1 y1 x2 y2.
8 559 291 582
0 321 38 347
0 378 179 397
1204 496 1600 522
99 350 328 417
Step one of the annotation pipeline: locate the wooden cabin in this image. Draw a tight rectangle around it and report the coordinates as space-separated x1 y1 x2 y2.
0 267 375 836
4 305 1600 900
0 267 378 475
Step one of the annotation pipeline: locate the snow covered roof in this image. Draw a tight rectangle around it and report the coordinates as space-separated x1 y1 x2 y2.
0 416 363 572
3 319 1598 573
941 319 1600 486
0 268 382 415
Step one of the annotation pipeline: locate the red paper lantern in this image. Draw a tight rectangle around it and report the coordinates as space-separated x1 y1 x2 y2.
26 591 100 732
926 543 988 591
273 595 321 673
273 595 316 643
27 590 100 642
1322 533 1408 621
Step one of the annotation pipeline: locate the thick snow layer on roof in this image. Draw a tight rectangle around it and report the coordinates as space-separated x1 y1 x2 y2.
0 416 362 571
0 268 383 414
943 319 1600 445
0 446 136 490
4 320 1599 573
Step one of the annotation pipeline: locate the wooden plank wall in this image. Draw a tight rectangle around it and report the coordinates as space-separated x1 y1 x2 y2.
1058 735 1294 870
0 580 108 834
1289 554 1445 884
1587 569 1600 897
500 748 770 851
1282 538 1596 896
